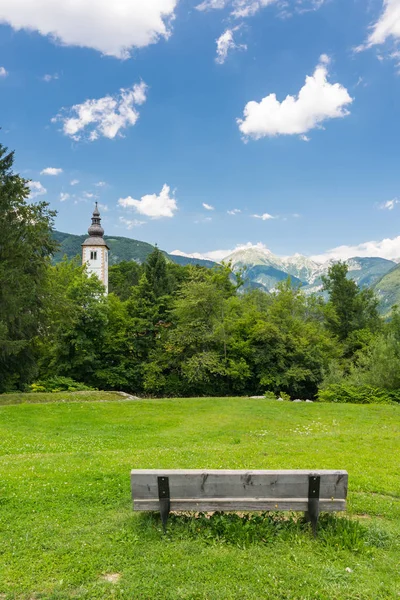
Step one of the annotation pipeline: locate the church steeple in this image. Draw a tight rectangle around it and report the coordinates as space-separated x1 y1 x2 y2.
81 203 109 294
88 202 105 238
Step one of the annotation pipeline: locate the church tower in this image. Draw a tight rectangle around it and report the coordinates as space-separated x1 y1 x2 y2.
82 203 109 294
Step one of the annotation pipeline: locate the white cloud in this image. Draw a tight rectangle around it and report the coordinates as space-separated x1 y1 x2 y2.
203 202 215 210
175 241 271 263
216 28 247 64
252 212 276 220
300 134 310 142
311 235 400 263
42 73 59 82
380 198 400 210
41 167 63 176
0 66 8 77
364 0 400 49
70 179 79 186
60 193 70 202
194 216 213 223
118 184 177 218
227 208 241 215
95 181 107 187
52 81 148 141
197 0 276 17
98 203 109 212
83 192 98 199
196 0 229 11
197 0 325 18
28 181 47 199
171 249 212 260
0 0 178 59
119 217 145 229
237 55 353 140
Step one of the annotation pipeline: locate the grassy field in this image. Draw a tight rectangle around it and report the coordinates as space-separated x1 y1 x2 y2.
0 393 399 599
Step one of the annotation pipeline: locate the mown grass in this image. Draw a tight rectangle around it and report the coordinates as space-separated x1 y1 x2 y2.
0 395 399 599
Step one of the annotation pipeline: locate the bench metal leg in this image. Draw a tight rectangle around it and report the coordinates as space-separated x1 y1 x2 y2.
157 476 170 533
307 475 320 538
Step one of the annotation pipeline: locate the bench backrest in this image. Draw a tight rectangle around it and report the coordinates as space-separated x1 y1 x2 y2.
131 469 348 512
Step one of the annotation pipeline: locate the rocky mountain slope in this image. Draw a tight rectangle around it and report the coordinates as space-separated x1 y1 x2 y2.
224 246 395 295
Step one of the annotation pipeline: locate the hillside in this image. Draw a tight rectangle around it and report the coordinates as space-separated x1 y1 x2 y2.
373 263 400 315
52 231 217 269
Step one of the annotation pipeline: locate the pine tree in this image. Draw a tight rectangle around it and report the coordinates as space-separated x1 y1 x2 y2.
322 262 380 342
144 246 173 298
0 142 57 391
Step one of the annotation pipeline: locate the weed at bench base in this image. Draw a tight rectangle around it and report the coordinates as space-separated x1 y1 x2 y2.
139 511 390 553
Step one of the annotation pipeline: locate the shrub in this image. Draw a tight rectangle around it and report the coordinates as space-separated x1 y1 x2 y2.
279 392 291 402
264 391 276 401
30 377 96 393
317 383 400 405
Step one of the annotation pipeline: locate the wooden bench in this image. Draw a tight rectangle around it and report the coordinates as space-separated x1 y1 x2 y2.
131 469 348 536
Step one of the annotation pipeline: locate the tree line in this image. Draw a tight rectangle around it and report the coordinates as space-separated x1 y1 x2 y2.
1 141 400 401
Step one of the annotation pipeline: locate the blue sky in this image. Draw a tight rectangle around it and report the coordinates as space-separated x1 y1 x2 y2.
1 0 400 262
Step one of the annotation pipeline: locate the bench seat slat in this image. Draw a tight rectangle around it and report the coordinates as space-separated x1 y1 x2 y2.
131 470 348 502
133 498 346 512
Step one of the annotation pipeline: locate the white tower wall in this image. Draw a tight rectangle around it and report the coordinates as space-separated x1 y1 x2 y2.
82 246 109 294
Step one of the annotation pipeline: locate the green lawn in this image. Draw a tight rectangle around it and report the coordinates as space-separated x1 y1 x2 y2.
0 394 399 599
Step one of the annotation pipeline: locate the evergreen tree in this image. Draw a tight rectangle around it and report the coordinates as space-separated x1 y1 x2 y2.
144 246 173 298
322 262 380 343
0 142 57 391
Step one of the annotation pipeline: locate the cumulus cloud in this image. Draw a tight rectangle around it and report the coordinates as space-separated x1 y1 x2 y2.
83 192 98 199
98 203 109 212
118 184 177 218
227 208 241 215
60 192 70 202
311 235 400 263
237 55 353 140
70 179 79 186
252 212 276 220
0 66 8 77
380 198 400 210
216 28 247 64
203 202 215 210
95 181 107 187
28 181 47 199
119 217 145 229
0 0 178 59
41 167 63 176
53 82 147 142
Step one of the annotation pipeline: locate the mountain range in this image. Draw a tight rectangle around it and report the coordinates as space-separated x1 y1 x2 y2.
53 231 400 314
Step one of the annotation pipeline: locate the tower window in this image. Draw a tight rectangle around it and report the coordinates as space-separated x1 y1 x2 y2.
90 251 98 260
